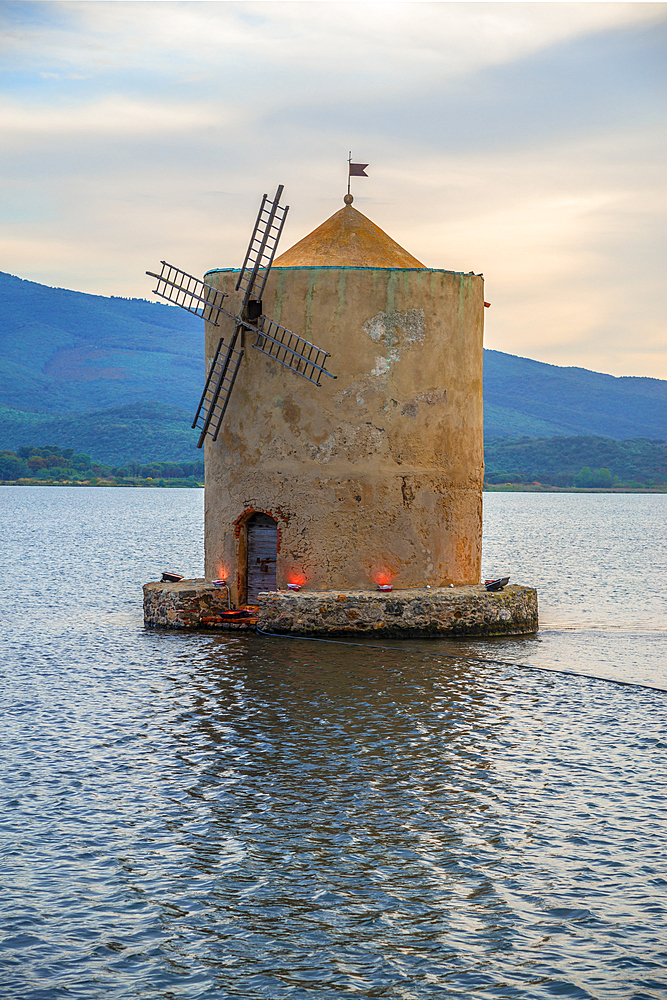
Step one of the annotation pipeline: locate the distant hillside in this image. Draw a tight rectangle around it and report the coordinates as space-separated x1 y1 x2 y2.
0 270 665 462
0 444 203 486
0 270 201 414
483 350 666 440
0 402 199 464
484 436 667 486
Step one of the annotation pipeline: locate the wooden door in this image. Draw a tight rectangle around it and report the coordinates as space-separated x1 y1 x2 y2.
246 513 277 603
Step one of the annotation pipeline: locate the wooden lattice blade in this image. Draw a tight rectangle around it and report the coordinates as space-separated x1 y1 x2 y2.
147 262 231 326
235 186 289 309
251 316 335 386
192 334 244 447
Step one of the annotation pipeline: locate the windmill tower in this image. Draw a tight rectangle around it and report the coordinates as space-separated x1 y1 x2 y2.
204 193 484 605
148 182 485 607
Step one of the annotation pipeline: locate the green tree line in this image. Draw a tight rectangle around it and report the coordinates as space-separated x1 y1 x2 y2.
0 445 204 485
484 435 667 486
3 436 666 488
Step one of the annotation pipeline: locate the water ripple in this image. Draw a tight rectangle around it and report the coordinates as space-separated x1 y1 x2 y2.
1 488 666 998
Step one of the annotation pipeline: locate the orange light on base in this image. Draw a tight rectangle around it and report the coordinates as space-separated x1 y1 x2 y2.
286 570 307 591
372 567 394 591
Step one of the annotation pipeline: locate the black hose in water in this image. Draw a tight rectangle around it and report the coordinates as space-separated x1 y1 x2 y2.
255 627 667 696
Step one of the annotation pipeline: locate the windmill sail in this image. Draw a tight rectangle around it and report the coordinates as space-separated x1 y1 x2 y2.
192 336 245 447
235 186 289 308
147 183 336 449
252 316 335 386
147 262 229 325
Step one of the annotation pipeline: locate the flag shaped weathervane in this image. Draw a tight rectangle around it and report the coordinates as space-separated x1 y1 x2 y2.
347 152 368 196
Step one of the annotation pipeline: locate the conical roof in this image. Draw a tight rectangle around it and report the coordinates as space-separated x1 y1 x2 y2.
273 196 426 269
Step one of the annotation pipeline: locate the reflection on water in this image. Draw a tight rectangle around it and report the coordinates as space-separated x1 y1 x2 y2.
1 488 666 999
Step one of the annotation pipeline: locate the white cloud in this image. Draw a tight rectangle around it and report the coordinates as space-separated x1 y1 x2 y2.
0 1 665 378
0 95 232 136
5 2 664 94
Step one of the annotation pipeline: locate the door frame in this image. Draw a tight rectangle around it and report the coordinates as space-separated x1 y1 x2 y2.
235 509 280 606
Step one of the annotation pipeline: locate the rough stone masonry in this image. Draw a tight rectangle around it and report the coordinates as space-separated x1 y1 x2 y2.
143 580 538 638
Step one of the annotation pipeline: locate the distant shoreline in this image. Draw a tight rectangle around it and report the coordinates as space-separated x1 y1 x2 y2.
483 484 667 494
1 480 664 494
0 479 204 489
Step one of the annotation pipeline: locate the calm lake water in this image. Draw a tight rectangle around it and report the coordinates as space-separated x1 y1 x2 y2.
1 487 666 999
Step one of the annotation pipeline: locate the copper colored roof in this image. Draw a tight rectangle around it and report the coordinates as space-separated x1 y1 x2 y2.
273 197 426 269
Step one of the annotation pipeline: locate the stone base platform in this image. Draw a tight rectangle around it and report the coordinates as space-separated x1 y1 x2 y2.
143 579 258 630
143 580 538 637
259 586 537 637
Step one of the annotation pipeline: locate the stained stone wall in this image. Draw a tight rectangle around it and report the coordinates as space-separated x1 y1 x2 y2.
202 265 484 603
143 580 238 628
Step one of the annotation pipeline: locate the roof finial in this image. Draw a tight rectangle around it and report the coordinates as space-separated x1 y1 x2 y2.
344 193 353 206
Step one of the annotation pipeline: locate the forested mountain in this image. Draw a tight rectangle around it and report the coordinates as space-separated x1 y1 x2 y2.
0 402 198 465
484 436 667 487
0 270 201 414
483 351 666 440
0 269 665 465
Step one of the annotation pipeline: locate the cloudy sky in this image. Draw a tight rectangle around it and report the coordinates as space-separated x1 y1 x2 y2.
1 1 666 377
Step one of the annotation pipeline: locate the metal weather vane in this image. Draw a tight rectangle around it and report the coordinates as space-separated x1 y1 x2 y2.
347 152 369 196
147 185 335 449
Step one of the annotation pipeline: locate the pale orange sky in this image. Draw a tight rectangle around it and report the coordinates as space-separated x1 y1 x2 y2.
1 1 666 378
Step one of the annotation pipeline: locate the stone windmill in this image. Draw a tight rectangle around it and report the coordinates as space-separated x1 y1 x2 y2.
144 178 538 637
200 190 485 604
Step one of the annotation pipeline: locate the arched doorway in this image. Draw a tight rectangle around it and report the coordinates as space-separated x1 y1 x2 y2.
246 513 278 603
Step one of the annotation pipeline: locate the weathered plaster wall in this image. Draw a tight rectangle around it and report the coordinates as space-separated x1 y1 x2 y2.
203 266 484 599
